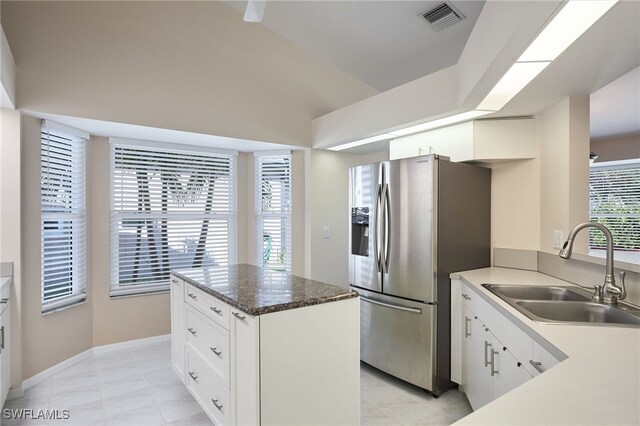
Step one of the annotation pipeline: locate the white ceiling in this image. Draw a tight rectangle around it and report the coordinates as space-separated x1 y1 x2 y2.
225 0 485 91
590 66 640 140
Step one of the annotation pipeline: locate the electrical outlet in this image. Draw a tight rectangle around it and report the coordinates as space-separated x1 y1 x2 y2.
323 227 330 239
553 231 564 250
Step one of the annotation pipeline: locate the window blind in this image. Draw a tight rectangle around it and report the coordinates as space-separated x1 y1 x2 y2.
41 126 87 312
255 153 292 272
110 144 237 296
589 160 640 251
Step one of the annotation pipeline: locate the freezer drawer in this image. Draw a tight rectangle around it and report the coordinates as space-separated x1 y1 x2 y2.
357 288 437 391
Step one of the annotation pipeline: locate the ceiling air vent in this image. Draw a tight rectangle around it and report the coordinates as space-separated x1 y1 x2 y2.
421 2 466 32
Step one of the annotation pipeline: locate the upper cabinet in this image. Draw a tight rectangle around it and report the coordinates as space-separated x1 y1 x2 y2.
390 118 536 163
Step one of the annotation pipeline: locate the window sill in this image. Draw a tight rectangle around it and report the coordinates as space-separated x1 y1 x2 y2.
42 297 87 316
109 288 169 299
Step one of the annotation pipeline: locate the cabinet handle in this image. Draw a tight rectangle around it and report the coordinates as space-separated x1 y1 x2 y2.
210 306 222 314
0 298 8 304
187 327 197 336
484 341 492 367
187 293 197 301
464 316 471 338
529 360 545 374
490 348 499 376
188 371 198 381
210 347 222 357
0 326 4 350
211 399 223 411
232 312 246 321
461 293 471 301
171 278 178 284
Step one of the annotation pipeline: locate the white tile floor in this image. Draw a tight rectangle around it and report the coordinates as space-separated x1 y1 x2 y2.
3 338 472 425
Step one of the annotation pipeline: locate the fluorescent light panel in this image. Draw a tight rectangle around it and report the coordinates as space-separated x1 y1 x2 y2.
327 133 394 151
388 110 494 137
518 0 618 62
477 62 550 111
244 0 267 22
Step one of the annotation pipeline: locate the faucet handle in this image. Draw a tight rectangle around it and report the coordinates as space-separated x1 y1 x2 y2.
619 271 626 301
592 285 603 303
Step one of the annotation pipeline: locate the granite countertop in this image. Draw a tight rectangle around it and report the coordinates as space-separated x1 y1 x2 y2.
172 263 358 316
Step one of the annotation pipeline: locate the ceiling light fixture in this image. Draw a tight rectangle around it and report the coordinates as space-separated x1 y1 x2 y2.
327 133 395 152
244 0 267 23
388 110 494 137
478 0 618 111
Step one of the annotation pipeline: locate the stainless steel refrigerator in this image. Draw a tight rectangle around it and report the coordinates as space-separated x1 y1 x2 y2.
349 154 490 396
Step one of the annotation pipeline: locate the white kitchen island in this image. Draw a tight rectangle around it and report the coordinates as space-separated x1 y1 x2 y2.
450 267 640 425
170 264 360 426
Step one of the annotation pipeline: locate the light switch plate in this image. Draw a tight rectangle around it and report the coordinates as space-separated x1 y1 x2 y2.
553 231 564 250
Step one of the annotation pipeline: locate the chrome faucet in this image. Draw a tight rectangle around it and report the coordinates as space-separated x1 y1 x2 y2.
558 222 626 305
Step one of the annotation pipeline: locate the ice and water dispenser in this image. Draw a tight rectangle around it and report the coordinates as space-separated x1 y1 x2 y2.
351 207 369 256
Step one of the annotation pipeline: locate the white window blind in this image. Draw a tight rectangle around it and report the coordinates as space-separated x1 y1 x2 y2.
589 159 640 253
41 125 87 312
255 153 292 272
110 143 237 296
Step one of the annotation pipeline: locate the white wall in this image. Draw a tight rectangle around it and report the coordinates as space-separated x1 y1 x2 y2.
0 108 21 387
305 149 388 287
591 133 640 162
1 1 376 148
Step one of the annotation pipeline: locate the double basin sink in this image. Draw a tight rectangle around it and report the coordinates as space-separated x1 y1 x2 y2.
482 284 640 327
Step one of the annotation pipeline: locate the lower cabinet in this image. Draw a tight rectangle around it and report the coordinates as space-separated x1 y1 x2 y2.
171 273 360 425
452 278 562 411
0 280 11 408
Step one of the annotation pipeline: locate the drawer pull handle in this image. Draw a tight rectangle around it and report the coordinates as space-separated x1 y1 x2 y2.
484 341 492 367
210 347 222 357
210 306 222 314
461 293 471 301
188 327 197 336
188 371 198 381
188 293 197 301
171 279 178 284
232 312 246 321
464 316 471 338
211 399 223 411
0 298 8 304
529 360 545 374
489 348 499 377
0 326 4 350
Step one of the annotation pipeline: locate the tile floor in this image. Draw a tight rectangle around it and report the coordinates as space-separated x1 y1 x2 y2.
3 338 472 425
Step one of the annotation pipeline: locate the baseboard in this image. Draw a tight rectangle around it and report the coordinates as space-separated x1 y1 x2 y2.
6 386 24 402
21 333 171 392
93 334 170 355
22 348 93 391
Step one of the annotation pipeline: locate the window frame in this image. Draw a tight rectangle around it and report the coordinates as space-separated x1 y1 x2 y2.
109 139 238 297
40 122 88 313
255 151 292 273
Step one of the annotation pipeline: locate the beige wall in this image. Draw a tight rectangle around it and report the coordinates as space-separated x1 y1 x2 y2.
90 137 170 347
591 133 640 162
0 108 22 387
305 149 388 287
21 114 94 379
1 1 376 148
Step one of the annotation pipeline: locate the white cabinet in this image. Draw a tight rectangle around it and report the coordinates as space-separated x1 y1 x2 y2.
451 278 562 411
0 280 11 408
170 276 185 384
390 118 536 162
172 273 360 425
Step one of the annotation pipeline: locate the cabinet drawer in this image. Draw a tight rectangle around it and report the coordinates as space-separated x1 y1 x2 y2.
186 305 230 386
186 347 231 426
185 284 230 330
0 282 9 316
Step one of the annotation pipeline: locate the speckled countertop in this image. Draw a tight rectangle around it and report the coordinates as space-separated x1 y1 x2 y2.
172 264 358 316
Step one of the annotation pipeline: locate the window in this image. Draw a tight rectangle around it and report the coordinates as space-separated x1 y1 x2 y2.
110 142 237 296
41 123 87 312
255 152 292 272
589 159 640 263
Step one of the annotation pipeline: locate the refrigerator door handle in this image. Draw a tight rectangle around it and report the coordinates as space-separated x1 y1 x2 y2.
382 182 391 273
360 295 423 315
373 183 382 272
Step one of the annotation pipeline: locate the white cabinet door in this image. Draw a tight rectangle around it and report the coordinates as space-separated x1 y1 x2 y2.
492 344 532 399
171 275 186 384
0 298 10 407
462 306 491 410
230 309 259 425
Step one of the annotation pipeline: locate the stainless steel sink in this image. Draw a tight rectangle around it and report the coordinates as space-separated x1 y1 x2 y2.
483 284 590 301
516 301 640 326
480 283 640 327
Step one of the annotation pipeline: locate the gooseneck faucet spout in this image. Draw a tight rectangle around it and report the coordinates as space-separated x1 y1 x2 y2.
558 222 626 305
